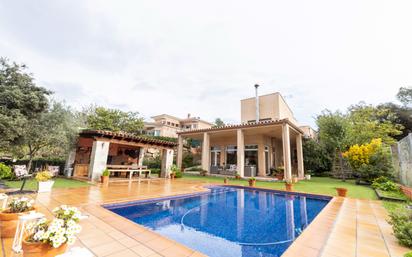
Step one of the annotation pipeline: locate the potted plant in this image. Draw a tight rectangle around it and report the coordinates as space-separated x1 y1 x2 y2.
248 177 256 187
36 171 54 193
235 173 241 180
0 197 36 238
336 187 348 197
223 177 229 184
285 179 293 191
170 165 181 179
101 168 110 185
23 205 82 257
292 175 298 183
276 166 284 180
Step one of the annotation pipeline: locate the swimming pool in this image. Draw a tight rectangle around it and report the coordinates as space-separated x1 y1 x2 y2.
104 186 330 257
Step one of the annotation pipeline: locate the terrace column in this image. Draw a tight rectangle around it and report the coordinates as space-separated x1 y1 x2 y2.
201 133 210 173
237 129 245 177
282 123 292 181
88 140 110 182
296 134 305 179
138 147 146 166
160 149 174 178
177 135 184 170
258 141 266 177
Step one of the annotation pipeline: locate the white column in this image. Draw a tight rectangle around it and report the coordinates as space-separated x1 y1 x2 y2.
64 149 76 177
177 135 184 170
282 123 292 181
88 140 110 182
237 129 245 177
160 149 174 178
201 133 210 173
138 147 146 166
258 141 266 177
296 134 304 179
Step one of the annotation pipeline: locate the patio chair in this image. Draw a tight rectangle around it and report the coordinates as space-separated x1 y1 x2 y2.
47 166 60 177
6 165 35 195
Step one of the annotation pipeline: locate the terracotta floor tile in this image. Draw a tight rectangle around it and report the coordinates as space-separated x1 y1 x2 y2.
130 244 157 257
89 241 127 257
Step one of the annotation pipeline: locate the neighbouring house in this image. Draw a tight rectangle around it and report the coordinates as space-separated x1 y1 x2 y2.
299 125 317 139
143 114 213 138
177 91 307 180
69 130 177 181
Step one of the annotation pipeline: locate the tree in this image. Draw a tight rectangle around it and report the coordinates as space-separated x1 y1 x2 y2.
316 110 349 153
378 103 412 140
302 138 332 176
84 106 144 133
214 118 225 127
0 57 51 149
346 103 403 145
397 86 412 106
11 102 77 171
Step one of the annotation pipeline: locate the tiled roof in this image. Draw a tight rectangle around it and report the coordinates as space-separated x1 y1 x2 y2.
177 118 303 135
79 130 178 147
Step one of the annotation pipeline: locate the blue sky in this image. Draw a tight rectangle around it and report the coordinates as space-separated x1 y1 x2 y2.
0 0 409 127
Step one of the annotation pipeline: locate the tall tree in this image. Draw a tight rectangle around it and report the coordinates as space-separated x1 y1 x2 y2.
316 110 349 153
0 58 51 149
397 86 412 106
214 118 225 127
84 106 144 133
378 103 412 140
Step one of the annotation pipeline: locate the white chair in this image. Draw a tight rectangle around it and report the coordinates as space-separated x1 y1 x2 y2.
47 166 60 177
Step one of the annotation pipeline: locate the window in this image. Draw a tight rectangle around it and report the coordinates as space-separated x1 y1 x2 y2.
226 146 237 165
245 144 258 166
265 146 270 173
167 121 170 125
154 130 160 136
193 124 198 129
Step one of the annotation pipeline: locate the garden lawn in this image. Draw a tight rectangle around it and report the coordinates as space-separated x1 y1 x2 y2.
4 178 90 190
181 175 378 199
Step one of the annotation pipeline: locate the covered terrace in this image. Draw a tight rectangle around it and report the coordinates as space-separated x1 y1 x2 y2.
177 119 305 180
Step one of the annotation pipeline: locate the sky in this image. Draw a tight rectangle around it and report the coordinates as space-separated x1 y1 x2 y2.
0 0 410 127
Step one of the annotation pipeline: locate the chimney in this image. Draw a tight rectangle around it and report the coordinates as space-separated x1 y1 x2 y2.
254 84 260 123
187 113 191 118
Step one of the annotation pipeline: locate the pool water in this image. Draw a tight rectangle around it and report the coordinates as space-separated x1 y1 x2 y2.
104 186 330 257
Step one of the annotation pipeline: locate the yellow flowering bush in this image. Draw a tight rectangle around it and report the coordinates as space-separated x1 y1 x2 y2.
343 138 393 181
35 171 53 182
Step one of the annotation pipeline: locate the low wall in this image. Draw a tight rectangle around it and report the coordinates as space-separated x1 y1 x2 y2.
400 185 412 200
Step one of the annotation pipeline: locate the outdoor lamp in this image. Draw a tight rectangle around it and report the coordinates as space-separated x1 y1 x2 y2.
12 211 45 253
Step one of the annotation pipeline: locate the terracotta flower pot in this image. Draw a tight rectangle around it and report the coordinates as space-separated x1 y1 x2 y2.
0 207 37 238
170 173 175 180
22 239 67 257
285 184 293 191
292 177 298 183
248 180 256 187
336 188 348 197
101 175 109 185
276 174 284 180
235 175 241 180
224 178 228 184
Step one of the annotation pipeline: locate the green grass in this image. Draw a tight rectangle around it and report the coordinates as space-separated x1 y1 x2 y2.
4 178 91 190
181 175 378 199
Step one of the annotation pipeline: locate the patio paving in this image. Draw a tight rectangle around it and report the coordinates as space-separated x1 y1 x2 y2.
0 179 410 257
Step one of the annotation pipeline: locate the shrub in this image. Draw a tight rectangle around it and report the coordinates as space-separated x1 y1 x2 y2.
372 177 399 191
404 252 412 257
0 162 13 179
35 171 53 182
389 211 412 247
174 171 183 178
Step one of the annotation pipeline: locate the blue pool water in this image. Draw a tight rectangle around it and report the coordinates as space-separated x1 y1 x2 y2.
104 186 330 257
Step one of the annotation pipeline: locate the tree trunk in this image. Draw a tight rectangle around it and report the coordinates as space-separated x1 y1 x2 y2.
27 153 33 172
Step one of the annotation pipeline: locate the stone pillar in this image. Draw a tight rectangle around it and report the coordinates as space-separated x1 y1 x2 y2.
177 135 184 170
89 140 110 182
282 123 292 181
237 129 245 177
296 134 304 179
258 140 266 177
138 147 146 166
160 149 174 178
201 133 210 173
64 149 76 177
220 145 225 166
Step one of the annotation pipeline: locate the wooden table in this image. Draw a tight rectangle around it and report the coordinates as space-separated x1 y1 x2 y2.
106 165 151 180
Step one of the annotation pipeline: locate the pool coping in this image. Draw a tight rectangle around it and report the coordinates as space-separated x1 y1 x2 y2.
99 185 336 257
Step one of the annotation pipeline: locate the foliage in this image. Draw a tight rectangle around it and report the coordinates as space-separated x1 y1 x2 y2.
26 205 82 248
404 252 412 257
249 177 256 181
214 118 225 127
143 155 161 169
182 153 195 168
174 171 183 178
0 162 13 179
302 138 332 176
52 205 81 223
397 87 412 106
140 135 177 142
170 164 180 173
35 171 53 182
7 197 35 213
84 105 143 134
388 210 412 247
0 57 51 149
316 110 349 153
371 176 399 191
102 168 110 177
343 138 394 181
346 103 403 145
